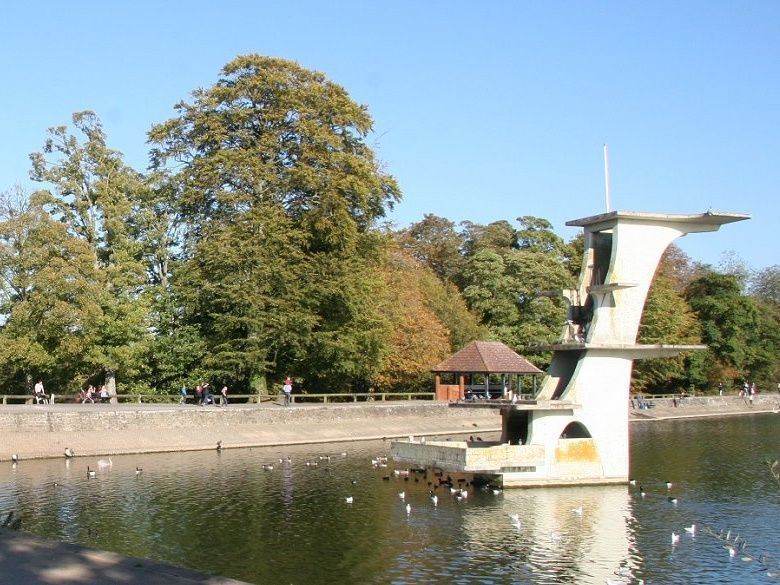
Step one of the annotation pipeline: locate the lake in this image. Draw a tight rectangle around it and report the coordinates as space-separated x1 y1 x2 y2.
1 413 778 584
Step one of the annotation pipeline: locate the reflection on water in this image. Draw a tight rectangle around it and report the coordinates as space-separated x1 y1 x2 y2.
1 414 778 584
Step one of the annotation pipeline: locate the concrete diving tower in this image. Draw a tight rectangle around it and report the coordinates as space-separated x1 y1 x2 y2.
392 210 749 487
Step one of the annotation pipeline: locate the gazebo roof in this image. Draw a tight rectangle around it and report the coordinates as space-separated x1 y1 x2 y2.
432 341 543 374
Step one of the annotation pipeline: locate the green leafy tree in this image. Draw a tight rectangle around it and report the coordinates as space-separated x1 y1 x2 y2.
397 214 465 283
0 188 103 393
515 216 569 257
415 268 486 351
684 270 773 385
634 273 701 392
461 247 572 355
461 220 516 256
148 55 400 392
29 111 151 395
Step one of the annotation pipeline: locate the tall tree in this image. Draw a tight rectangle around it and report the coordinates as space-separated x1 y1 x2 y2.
0 188 102 392
751 265 780 305
634 272 701 392
684 270 772 384
461 220 516 256
397 214 464 283
373 248 453 392
29 111 151 395
148 55 400 392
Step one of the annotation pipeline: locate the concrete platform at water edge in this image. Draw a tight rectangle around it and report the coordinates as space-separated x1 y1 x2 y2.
0 528 249 585
0 401 501 462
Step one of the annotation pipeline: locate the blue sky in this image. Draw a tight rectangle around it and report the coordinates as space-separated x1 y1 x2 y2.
2 2 777 270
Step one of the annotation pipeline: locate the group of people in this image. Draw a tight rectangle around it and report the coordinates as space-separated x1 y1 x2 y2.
78 384 110 403
33 380 110 404
179 377 294 406
180 383 230 406
33 376 295 407
740 381 758 405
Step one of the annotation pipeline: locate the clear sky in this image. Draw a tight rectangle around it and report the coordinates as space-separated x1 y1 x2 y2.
2 2 777 270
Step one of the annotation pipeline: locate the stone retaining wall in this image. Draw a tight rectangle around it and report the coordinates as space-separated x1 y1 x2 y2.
631 394 778 410
0 402 469 434
0 402 503 461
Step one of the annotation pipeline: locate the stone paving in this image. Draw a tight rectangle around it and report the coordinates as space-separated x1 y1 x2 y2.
0 528 249 585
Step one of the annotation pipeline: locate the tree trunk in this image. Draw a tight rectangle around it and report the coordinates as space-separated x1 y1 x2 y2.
105 369 117 404
250 372 267 403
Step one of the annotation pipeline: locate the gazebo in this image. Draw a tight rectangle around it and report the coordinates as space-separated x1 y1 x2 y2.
432 340 543 401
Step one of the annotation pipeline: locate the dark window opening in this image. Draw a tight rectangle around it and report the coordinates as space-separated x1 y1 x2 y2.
559 421 591 439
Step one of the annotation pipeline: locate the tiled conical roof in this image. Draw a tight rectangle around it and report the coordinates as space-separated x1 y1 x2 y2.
432 341 543 374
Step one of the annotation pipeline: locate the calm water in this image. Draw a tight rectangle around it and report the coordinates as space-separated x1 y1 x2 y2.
1 414 778 584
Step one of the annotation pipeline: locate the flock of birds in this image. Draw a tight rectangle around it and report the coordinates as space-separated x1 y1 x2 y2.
8 448 144 482
5 444 778 581
623 477 779 581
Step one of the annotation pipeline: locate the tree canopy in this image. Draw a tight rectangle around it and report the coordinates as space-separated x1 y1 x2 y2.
0 54 776 397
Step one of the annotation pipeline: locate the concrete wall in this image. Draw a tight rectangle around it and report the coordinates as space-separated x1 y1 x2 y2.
631 394 778 410
0 402 503 461
0 402 482 434
391 440 545 472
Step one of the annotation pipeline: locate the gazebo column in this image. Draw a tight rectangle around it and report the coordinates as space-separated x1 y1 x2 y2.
458 373 465 399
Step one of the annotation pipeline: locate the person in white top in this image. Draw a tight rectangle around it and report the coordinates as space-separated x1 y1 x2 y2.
34 380 48 404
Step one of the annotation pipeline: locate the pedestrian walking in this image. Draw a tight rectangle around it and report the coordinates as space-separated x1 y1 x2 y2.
283 377 293 406
221 385 229 406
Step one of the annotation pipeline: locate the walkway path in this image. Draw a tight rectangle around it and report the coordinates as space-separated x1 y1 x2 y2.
0 528 249 585
629 396 778 421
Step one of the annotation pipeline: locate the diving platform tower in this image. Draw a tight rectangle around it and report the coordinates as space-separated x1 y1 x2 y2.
392 210 749 487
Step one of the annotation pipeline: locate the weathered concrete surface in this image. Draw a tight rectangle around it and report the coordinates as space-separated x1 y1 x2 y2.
0 527 249 585
0 402 501 462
